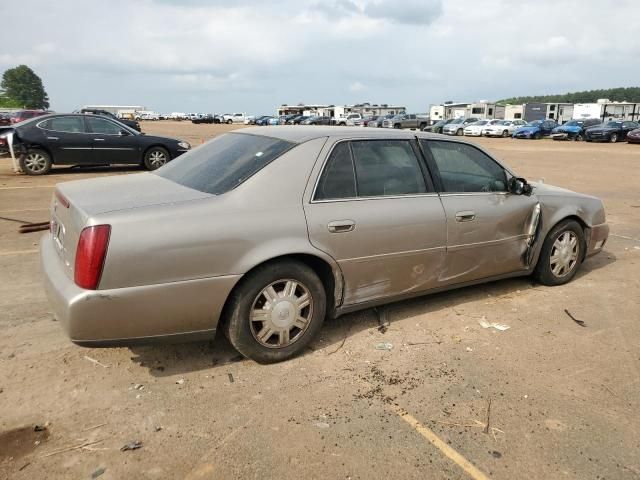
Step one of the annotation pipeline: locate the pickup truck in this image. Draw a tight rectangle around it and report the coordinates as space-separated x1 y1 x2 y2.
333 113 362 126
382 114 428 130
221 113 246 124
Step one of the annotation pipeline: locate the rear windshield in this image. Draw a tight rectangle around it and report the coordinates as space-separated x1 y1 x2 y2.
155 132 295 195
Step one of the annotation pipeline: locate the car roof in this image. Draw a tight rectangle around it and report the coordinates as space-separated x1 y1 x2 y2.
238 125 446 143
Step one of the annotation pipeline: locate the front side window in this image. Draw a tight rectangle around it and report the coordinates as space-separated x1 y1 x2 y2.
41 116 85 133
156 133 294 195
423 140 507 193
87 117 122 135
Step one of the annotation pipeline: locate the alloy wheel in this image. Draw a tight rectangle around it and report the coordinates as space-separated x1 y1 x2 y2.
24 153 48 173
550 231 579 278
147 150 167 169
250 279 313 349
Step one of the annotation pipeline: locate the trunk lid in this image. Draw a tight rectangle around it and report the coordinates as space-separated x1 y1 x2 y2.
49 173 211 279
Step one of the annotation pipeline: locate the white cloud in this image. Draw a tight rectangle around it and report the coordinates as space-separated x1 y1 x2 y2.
0 0 639 113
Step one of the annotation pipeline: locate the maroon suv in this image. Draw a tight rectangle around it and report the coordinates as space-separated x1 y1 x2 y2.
10 110 48 124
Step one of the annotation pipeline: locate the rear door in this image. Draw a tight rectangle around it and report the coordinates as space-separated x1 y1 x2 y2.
304 139 447 306
420 139 539 284
37 116 92 164
85 116 139 164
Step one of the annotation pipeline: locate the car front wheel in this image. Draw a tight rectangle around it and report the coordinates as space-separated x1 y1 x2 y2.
225 260 326 363
502 130 509 137
534 220 585 286
456 128 463 136
20 148 52 175
609 133 618 143
143 146 170 170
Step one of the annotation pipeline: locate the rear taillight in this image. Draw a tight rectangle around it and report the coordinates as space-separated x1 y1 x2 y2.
74 225 111 290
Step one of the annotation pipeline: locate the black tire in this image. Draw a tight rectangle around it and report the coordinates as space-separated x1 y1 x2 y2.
502 130 509 138
20 148 52 175
225 260 327 363
575 133 584 142
609 133 618 143
226 119 232 124
456 128 463 136
394 124 401 129
419 123 427 130
533 132 542 140
143 146 170 170
534 219 585 286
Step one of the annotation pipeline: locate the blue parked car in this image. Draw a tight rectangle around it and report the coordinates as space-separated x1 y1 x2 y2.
267 117 281 125
513 120 559 139
551 118 601 141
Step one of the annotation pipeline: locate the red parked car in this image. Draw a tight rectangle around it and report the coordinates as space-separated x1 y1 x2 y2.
10 110 48 124
0 113 11 126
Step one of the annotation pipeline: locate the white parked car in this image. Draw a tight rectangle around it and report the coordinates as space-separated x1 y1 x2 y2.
244 116 256 125
463 119 496 137
220 113 246 124
482 119 528 137
442 117 480 135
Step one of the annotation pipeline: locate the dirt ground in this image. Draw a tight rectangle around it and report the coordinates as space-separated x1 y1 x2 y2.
1 122 639 480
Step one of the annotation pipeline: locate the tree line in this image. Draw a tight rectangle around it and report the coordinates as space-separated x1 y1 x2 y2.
497 87 640 105
0 65 50 109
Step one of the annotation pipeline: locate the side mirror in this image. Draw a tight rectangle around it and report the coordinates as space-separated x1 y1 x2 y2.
119 129 129 136
508 177 532 196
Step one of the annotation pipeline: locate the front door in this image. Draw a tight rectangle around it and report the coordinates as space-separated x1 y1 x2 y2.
38 116 92 164
304 139 447 306
421 139 539 284
85 116 139 164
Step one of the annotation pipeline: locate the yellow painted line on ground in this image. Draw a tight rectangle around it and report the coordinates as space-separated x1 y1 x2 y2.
393 406 492 480
0 185 56 190
0 249 39 256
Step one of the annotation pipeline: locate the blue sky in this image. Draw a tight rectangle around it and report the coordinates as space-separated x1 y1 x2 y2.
1 0 639 115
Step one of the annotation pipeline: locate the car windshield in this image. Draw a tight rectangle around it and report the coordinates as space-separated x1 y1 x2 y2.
156 133 295 195
526 121 543 127
473 120 489 126
450 118 464 124
564 120 583 126
604 121 622 127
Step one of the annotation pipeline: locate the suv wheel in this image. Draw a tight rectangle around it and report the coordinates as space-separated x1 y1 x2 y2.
534 220 585 286
20 148 52 175
225 260 326 363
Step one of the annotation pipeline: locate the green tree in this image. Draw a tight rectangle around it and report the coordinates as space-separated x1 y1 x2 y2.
1 65 50 109
497 87 640 105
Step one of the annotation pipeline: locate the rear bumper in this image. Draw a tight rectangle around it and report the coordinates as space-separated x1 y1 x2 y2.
41 236 241 346
585 223 609 258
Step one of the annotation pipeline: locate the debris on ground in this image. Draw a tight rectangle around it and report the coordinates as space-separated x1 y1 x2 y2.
374 342 393 351
83 356 109 368
175 379 185 385
154 426 162 432
478 317 511 331
33 423 49 432
91 467 106 479
120 440 142 452
564 309 586 327
133 384 144 390
375 306 390 333
313 421 330 429
465 347 473 352
228 373 235 383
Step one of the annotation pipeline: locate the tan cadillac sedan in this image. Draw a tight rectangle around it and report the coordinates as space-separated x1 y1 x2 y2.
41 127 609 363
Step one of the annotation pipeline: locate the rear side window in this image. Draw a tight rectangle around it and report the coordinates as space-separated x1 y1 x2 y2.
315 142 356 200
423 140 507 193
156 133 295 195
87 117 122 135
41 116 85 133
314 140 428 200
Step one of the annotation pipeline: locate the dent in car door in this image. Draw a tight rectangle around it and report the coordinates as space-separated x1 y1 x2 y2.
304 139 447 305
422 139 539 284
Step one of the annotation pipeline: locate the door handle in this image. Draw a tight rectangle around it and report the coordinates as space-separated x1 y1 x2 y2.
455 211 476 222
327 220 355 233
94 138 105 141
46 136 59 140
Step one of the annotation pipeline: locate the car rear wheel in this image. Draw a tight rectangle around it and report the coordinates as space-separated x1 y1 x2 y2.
143 146 170 170
226 119 233 124
533 132 542 140
609 133 618 143
534 220 585 286
20 148 52 175
456 128 463 136
502 130 509 137
225 260 326 363
574 133 584 141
